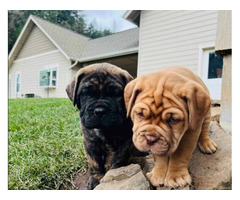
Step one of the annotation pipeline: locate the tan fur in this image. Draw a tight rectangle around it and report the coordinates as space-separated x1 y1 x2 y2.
124 66 217 188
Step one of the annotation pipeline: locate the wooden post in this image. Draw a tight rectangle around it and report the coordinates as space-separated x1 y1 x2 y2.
215 10 232 134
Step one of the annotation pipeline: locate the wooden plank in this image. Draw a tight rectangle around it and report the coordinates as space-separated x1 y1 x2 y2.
215 10 232 51
220 55 232 133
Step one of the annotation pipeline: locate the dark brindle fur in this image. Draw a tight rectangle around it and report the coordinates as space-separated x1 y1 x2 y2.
66 63 135 189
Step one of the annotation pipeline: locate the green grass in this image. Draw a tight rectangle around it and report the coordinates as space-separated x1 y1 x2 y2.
8 98 87 190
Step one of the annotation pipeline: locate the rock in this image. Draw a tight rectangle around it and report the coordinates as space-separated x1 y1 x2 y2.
189 121 232 190
94 164 150 190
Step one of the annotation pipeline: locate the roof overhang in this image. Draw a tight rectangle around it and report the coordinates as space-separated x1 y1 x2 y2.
8 15 71 68
69 47 138 67
123 10 141 25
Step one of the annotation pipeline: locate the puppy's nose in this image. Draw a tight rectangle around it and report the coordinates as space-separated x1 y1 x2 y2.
94 107 106 118
145 135 158 146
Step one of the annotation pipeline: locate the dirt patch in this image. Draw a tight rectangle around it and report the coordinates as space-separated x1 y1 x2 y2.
73 170 89 190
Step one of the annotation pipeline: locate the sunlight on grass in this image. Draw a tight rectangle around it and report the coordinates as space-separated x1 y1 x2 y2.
8 98 87 190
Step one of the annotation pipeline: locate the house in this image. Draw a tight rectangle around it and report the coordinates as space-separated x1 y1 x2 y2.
124 10 223 100
9 11 226 100
124 10 232 133
8 15 138 98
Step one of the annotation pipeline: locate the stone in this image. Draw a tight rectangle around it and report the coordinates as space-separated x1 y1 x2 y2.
94 164 150 190
189 121 232 190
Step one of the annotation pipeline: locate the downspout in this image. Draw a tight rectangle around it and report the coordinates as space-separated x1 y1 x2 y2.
67 60 78 84
68 60 78 70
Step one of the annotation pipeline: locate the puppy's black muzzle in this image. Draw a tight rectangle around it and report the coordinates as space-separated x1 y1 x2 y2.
81 99 122 129
94 107 106 118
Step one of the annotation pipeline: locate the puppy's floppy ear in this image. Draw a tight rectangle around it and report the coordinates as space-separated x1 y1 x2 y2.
177 81 211 130
120 71 134 85
66 64 98 109
124 79 141 118
66 70 85 109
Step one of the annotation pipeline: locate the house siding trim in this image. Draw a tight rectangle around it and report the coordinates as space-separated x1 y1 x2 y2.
8 17 33 63
13 50 60 63
70 47 138 66
8 74 11 99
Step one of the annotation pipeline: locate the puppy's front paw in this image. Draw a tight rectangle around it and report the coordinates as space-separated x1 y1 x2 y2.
164 169 191 188
198 137 217 154
87 175 101 190
146 170 165 187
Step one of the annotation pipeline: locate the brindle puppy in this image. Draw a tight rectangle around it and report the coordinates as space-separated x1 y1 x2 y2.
66 63 135 189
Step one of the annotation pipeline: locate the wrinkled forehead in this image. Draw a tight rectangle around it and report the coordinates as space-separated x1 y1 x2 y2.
81 71 123 89
135 94 180 116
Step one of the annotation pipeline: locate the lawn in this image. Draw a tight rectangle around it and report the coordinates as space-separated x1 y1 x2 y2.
8 98 87 190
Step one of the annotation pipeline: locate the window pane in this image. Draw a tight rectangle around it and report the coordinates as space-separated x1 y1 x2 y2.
16 83 20 92
52 80 56 86
16 74 20 92
40 70 50 86
16 74 20 84
208 52 223 79
52 69 57 80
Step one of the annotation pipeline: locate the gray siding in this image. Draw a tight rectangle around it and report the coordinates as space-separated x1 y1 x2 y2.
16 25 57 59
138 10 218 76
9 51 71 98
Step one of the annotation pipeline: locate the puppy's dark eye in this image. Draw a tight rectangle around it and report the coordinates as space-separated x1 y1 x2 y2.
168 117 179 124
106 85 122 96
137 112 144 118
80 87 94 96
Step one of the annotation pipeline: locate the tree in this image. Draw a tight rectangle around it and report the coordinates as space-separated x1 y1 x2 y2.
8 10 113 53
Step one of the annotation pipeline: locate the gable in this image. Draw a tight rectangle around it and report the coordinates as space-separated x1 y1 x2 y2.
9 15 139 67
16 25 57 60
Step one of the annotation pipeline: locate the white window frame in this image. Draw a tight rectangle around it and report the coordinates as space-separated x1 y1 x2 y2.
197 42 215 77
198 42 223 100
15 72 21 97
39 65 59 88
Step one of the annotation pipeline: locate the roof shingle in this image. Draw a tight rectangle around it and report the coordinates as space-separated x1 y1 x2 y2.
32 15 90 59
80 28 139 59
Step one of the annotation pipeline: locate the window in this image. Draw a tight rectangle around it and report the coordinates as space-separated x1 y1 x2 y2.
16 73 20 93
39 67 58 87
200 46 223 100
208 52 223 79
